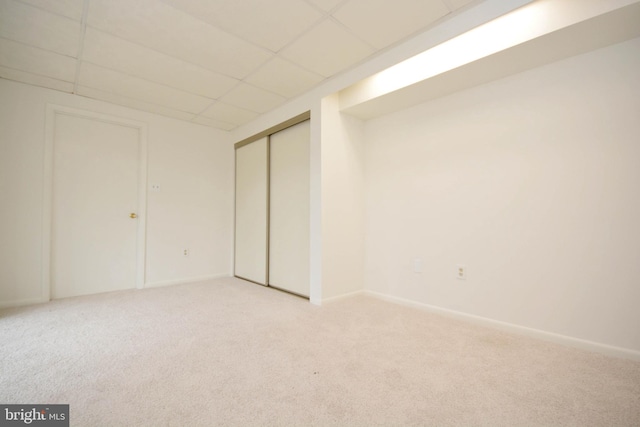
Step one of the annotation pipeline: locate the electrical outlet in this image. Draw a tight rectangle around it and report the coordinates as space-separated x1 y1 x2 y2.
151 184 161 192
183 248 190 257
456 264 466 280
413 258 423 273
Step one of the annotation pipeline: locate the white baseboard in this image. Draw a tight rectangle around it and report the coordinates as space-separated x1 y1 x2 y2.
0 296 48 309
145 273 231 289
321 290 365 305
364 290 640 362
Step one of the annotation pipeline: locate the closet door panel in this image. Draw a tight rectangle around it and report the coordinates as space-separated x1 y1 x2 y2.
235 138 268 285
269 121 310 296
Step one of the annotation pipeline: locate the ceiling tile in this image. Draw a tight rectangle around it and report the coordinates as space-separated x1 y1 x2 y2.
78 62 213 114
442 0 476 10
0 65 74 92
219 83 286 114
191 0 323 52
191 115 237 131
0 38 76 81
87 0 273 79
160 0 228 18
200 102 259 126
82 28 239 99
77 85 198 122
18 0 84 21
246 57 324 98
0 0 81 57
305 0 344 13
0 0 494 133
280 19 374 77
333 0 450 49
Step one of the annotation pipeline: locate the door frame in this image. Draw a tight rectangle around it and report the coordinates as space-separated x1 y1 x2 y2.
268 120 311 298
233 112 311 297
43 104 148 301
233 137 269 286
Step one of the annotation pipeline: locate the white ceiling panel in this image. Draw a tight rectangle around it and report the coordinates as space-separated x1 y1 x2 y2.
280 19 374 77
200 102 259 126
18 0 84 21
220 83 286 114
77 85 197 121
305 0 344 13
193 0 323 52
246 57 324 98
0 0 524 132
191 115 237 131
160 0 228 18
87 0 273 79
0 38 77 81
82 28 239 99
78 62 214 114
333 0 450 49
0 0 81 57
0 65 74 92
442 0 477 10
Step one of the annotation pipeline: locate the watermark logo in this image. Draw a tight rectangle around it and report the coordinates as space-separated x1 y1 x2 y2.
0 405 68 426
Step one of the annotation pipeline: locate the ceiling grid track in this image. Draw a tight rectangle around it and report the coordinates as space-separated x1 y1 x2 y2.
1 0 571 131
72 0 90 95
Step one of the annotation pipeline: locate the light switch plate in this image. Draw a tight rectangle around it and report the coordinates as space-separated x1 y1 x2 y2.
456 265 466 280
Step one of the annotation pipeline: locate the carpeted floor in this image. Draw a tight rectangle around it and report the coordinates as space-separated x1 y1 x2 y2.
1 277 639 426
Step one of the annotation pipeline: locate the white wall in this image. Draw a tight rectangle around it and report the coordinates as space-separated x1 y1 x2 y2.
363 38 640 352
320 94 365 301
145 117 233 286
0 79 234 307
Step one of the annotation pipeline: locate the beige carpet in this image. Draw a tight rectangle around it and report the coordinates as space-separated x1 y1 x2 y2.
1 277 639 426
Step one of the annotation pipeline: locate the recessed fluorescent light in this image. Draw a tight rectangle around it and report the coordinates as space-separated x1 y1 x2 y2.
370 2 546 95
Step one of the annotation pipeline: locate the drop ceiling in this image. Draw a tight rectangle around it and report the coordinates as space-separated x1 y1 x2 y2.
0 0 476 131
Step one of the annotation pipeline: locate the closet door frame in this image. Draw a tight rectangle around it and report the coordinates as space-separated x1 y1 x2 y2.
268 120 310 297
234 137 269 285
233 111 310 293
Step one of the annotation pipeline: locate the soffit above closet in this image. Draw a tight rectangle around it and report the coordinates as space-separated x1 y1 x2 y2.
340 0 640 120
0 0 477 131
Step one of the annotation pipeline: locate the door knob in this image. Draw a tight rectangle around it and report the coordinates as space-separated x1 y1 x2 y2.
130 213 137 219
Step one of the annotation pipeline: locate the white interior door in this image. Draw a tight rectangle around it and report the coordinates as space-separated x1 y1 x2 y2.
52 113 140 298
269 120 310 296
235 137 268 285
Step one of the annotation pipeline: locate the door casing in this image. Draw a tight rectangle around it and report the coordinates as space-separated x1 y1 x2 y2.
43 104 148 301
233 116 311 297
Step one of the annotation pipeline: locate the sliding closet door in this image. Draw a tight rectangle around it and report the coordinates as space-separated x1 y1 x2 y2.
269 121 310 296
235 137 268 285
